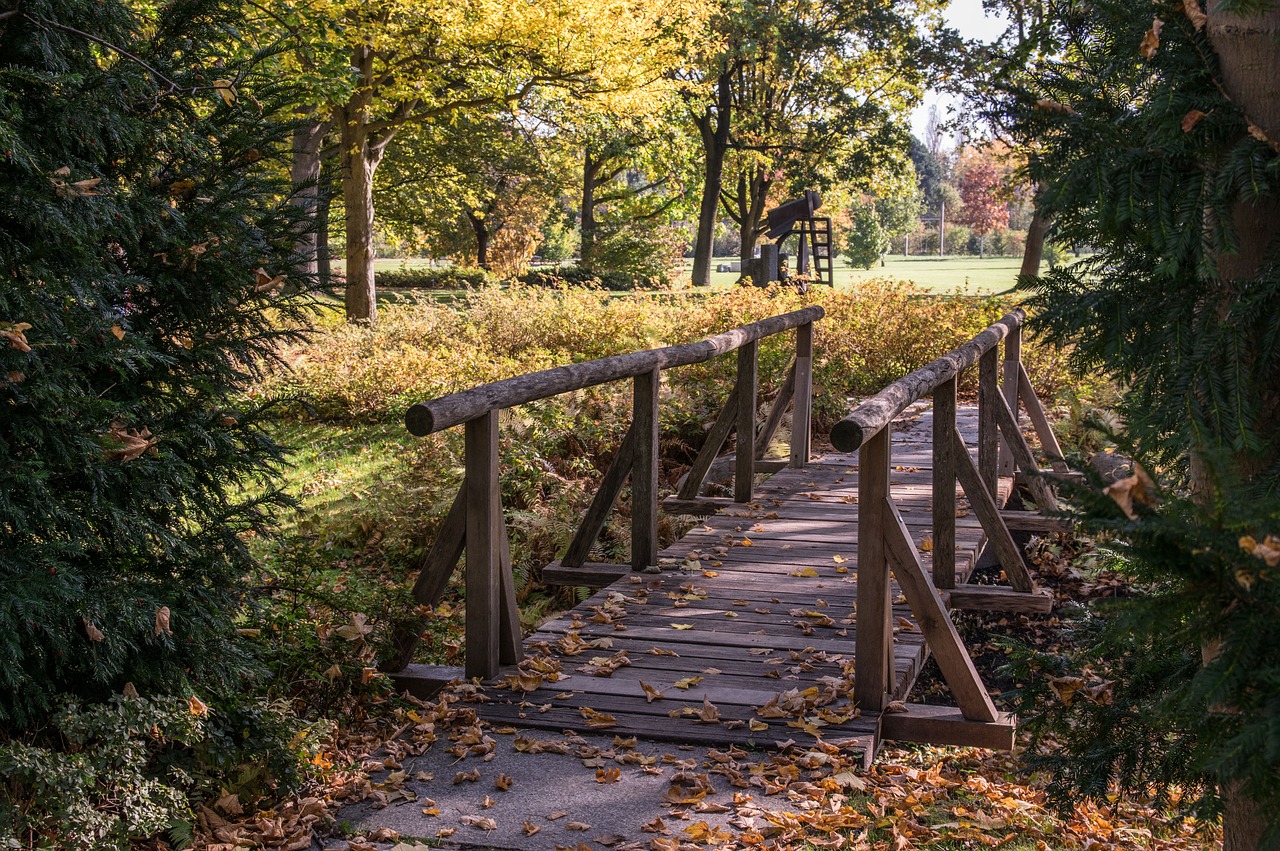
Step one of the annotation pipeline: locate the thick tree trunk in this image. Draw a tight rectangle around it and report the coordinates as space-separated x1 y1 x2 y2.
316 173 333 286
1020 203 1052 277
1202 6 1280 846
290 118 330 278
692 74 733 287
580 150 602 273
736 167 770 271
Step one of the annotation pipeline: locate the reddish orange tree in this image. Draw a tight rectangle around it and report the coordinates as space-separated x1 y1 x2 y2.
955 156 1008 257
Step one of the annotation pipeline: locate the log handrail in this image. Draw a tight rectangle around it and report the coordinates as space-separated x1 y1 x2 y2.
407 306 825 436
830 308 1024 452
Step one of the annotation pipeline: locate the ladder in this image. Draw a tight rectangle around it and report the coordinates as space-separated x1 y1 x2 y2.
795 217 834 287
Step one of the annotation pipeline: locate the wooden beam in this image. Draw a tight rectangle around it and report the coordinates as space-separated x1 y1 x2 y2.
755 359 796 459
541 560 630 588
388 664 466 701
791 322 814 468
999 323 1021 477
497 519 522 665
931 376 957 590
633 368 660 570
736 340 758 503
1018 362 1069 474
952 427 1034 592
992 388 1059 512
881 498 998 723
562 426 636 568
880 704 1015 750
677 381 740 500
978 347 1000 499
409 485 467 605
999 510 1073 533
855 427 892 713
946 584 1054 614
464 410 503 680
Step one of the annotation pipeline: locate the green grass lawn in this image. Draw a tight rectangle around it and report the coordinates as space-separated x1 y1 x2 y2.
363 254 1024 295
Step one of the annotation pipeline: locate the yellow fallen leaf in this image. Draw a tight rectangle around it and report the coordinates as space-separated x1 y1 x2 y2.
790 567 819 578
670 623 694 630
673 676 703 689
640 681 664 703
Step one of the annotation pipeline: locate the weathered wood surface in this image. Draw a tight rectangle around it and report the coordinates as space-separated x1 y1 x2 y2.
476 404 1023 758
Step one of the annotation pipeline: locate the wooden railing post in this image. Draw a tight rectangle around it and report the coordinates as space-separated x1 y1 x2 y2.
790 322 813 468
998 322 1021 476
854 425 892 712
464 409 502 680
978 347 999 499
931 376 957 590
735 339 758 502
632 368 660 570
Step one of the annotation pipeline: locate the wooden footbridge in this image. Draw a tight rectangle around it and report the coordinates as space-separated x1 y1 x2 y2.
386 306 1069 763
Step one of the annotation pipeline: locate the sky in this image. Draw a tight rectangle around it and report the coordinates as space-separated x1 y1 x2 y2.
909 0 1010 144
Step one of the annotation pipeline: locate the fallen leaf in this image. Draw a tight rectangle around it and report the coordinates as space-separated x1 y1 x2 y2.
547 810 569 820
790 567 819 578
1049 675 1086 705
495 773 514 790
673 676 703 690
565 821 591 831
110 324 125 341
579 707 618 728
460 814 497 831
670 623 694 630
695 696 721 724
1103 464 1157 519
1181 109 1207 132
640 681 664 703
523 821 541 836
596 767 621 784
1139 17 1163 59
453 768 481 784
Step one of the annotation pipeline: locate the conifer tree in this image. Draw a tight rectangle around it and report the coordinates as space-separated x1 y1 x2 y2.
0 0 314 726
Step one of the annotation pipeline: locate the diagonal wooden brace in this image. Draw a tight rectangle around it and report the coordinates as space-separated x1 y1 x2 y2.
992 387 1059 512
562 425 637 568
881 497 998 723
951 426 1035 592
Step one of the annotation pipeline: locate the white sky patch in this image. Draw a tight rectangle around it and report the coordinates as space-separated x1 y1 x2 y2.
911 0 1010 143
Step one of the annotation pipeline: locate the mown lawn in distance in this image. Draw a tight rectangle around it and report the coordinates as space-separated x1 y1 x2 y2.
364 254 1027 295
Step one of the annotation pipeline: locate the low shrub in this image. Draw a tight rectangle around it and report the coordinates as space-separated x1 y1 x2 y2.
518 264 669 291
376 265 493 289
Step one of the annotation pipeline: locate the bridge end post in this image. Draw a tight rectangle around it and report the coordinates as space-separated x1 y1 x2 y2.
464 410 502 681
932 376 958 590
632 368 660 570
854 425 893 712
790 322 814 468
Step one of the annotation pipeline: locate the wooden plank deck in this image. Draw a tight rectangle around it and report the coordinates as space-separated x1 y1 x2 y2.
476 403 1007 764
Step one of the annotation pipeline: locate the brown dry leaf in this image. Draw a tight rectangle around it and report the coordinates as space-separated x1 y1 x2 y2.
685 821 734 844
1103 464 1157 519
460 814 497 831
102 422 158 462
1034 98 1074 115
579 707 618 728
883 700 908 714
7 371 25 384
640 681 664 703
695 696 721 724
334 613 372 641
436 828 456 838
641 817 667 833
593 834 626 847
323 663 342 682
1241 533 1280 567
1181 109 1207 132
495 772 514 791
1139 17 1163 59
547 810 569 820
673 676 703 690
154 606 172 637
1048 675 1086 705
253 267 287 293
110 324 125 341
748 718 769 732
565 820 591 831
188 695 209 716
1183 0 1207 29
212 79 238 106
523 821 541 836
214 792 243 816
453 767 481 784
83 618 105 642
596 767 622 784
647 647 679 657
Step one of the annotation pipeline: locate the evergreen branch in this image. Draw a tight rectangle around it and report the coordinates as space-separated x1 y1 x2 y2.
27 14 179 91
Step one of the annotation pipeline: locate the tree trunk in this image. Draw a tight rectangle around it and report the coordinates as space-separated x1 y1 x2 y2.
979 232 985 259
340 113 379 324
1202 6 1280 845
316 170 333 286
736 167 770 272
1020 202 1052 278
290 118 330 278
468 213 491 270
691 73 733 287
580 150 602 273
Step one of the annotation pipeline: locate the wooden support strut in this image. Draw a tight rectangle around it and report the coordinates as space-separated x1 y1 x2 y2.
754 359 796 460
736 340 758 503
931 376 958 590
992 386 1059 513
1018 362 1069 474
854 426 892 713
633 368 660 570
881 497 998 722
678 381 740 500
791 322 814 469
998 324 1021 477
561 425 637 569
951 426 1035 592
978 347 1000 500
465 410 503 680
